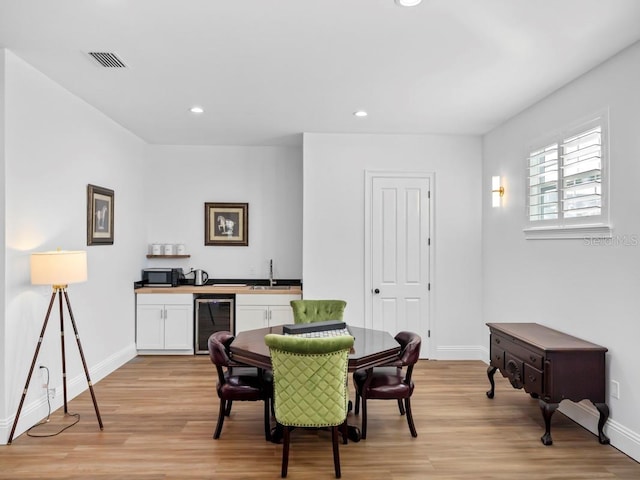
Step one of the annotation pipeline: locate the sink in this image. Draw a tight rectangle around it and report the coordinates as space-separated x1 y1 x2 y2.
250 285 292 290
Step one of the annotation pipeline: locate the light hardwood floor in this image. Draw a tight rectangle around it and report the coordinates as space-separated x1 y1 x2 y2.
1 356 639 479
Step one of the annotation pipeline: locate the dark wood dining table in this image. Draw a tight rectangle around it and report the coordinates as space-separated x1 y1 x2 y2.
230 324 401 372
229 324 401 442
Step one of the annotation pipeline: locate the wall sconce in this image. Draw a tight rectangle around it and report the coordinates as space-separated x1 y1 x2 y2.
492 176 505 208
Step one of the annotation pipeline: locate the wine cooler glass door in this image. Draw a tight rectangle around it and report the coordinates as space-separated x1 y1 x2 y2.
195 297 234 354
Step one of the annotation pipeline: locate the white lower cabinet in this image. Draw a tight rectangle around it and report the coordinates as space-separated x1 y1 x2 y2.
235 294 301 334
136 294 193 354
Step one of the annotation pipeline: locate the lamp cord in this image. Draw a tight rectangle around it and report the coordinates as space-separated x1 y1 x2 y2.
26 366 80 438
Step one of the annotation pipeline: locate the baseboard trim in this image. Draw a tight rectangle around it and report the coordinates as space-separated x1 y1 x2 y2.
434 344 486 360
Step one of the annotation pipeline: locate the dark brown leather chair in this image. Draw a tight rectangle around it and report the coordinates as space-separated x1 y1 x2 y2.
208 331 272 440
352 331 421 439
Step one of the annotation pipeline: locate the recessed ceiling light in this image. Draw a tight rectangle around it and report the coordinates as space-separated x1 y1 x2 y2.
395 0 422 6
190 106 204 114
353 110 368 117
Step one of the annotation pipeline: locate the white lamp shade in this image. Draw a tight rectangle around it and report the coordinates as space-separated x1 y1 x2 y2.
31 250 88 286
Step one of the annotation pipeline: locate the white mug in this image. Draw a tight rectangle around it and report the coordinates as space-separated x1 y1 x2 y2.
151 244 162 255
176 244 186 255
163 244 174 255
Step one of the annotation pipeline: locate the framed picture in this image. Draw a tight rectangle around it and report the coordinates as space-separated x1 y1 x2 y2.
87 184 114 245
205 202 248 246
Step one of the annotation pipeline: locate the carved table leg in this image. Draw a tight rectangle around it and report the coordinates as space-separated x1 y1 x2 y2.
594 402 610 444
486 366 497 399
539 400 558 445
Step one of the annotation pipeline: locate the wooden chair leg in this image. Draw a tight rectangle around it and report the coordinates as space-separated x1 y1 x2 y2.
405 398 418 437
213 399 227 439
397 398 406 416
354 392 360 414
225 399 233 416
264 397 272 441
282 425 290 478
361 398 368 440
340 419 348 445
332 425 342 478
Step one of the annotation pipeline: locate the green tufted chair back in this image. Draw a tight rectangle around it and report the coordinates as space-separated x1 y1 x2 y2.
265 333 354 427
290 299 347 324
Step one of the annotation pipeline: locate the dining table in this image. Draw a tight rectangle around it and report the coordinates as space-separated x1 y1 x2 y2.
229 324 401 442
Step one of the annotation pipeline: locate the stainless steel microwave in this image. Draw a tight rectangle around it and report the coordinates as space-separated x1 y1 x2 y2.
141 268 183 287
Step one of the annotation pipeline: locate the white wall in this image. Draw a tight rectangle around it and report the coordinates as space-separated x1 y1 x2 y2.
1 50 147 443
302 133 483 359
144 145 303 280
0 50 7 433
483 41 640 461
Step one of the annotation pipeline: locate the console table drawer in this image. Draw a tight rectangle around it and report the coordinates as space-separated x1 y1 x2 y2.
493 334 544 369
490 345 505 369
523 363 544 393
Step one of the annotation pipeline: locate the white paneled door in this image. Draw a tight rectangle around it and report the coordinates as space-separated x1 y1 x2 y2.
366 172 431 357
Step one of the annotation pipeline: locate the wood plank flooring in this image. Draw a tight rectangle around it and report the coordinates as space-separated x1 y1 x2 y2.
1 356 639 479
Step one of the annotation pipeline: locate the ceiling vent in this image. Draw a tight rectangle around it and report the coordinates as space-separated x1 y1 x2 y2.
87 52 127 68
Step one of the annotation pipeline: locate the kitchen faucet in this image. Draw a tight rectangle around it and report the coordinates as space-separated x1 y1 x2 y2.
269 259 275 287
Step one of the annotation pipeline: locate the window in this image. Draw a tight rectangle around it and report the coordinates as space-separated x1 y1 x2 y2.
524 113 611 239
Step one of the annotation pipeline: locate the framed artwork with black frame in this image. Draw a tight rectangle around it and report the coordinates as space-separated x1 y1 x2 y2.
87 184 114 245
205 202 248 246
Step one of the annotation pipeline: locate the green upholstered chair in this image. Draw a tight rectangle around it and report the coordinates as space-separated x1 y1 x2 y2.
290 299 347 324
265 333 354 479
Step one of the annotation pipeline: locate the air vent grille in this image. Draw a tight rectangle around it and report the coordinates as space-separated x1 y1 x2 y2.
88 52 127 68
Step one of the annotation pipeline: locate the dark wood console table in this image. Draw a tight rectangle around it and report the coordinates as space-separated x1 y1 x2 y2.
486 322 609 446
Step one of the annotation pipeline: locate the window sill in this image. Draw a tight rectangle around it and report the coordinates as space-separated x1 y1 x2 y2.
523 224 612 240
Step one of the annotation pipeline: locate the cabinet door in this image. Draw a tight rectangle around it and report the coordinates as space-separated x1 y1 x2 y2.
164 304 193 350
136 304 165 350
269 305 294 327
236 305 268 334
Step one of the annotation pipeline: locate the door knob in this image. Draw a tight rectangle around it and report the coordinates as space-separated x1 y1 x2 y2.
373 288 380 294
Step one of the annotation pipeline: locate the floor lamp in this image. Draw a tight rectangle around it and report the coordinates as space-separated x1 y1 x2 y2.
7 250 103 444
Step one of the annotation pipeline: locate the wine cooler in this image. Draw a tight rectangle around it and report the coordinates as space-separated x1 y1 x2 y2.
195 295 234 354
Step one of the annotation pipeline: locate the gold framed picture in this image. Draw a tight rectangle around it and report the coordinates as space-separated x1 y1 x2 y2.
204 202 248 246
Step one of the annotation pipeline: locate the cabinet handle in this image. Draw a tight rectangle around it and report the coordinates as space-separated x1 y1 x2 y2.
495 338 501 344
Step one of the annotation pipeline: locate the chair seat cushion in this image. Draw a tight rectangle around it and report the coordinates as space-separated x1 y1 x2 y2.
353 366 400 384
228 366 274 384
353 367 414 400
218 373 267 401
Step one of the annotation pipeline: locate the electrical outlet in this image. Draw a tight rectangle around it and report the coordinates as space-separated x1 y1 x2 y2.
47 388 56 400
611 380 620 399
39 365 48 388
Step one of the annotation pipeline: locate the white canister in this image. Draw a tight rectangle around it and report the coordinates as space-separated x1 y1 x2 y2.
151 244 162 255
163 244 175 255
176 243 186 255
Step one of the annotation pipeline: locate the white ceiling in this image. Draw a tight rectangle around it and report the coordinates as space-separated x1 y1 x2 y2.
2 0 640 146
